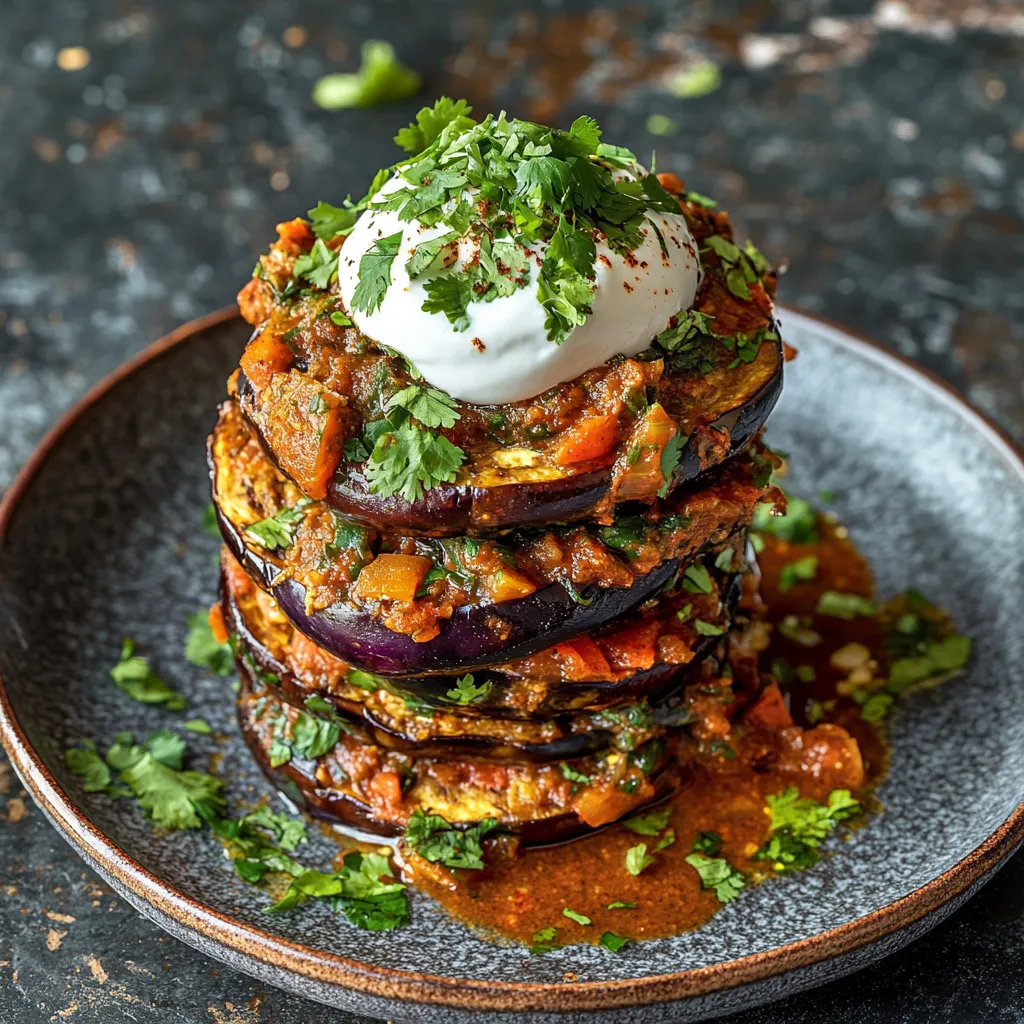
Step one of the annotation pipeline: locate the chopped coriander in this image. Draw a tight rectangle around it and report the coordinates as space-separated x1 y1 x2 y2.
244 501 310 551
202 502 220 537
682 563 713 594
444 674 492 705
815 591 876 620
183 718 214 735
110 639 187 711
622 805 672 836
403 810 498 870
756 787 860 872
599 931 630 953
692 831 722 856
185 611 234 676
752 493 818 544
562 908 591 926
351 230 404 315
694 619 726 636
625 843 655 876
558 762 592 786
658 432 685 498
888 633 971 692
364 420 465 502
685 190 718 209
530 925 560 954
309 201 359 242
714 547 735 572
676 603 693 622
684 853 745 902
329 310 353 327
778 555 819 594
311 40 421 110
293 238 339 290
289 712 341 759
65 741 114 793
655 829 676 851
607 900 637 910
386 384 461 429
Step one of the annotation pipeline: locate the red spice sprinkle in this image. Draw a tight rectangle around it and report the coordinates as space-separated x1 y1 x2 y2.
471 337 486 353
623 282 634 292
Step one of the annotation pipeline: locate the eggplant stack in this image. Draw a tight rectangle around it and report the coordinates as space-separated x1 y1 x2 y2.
208 107 787 850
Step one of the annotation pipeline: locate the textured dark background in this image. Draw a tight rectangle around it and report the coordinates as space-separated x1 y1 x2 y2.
1 1 1022 1021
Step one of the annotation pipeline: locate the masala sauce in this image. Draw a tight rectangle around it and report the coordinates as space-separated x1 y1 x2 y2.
410 514 891 947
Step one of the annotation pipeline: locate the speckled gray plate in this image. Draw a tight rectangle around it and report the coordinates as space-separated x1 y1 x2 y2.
1 307 1023 1023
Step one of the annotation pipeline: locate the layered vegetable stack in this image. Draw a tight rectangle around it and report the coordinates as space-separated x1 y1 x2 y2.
208 101 789 855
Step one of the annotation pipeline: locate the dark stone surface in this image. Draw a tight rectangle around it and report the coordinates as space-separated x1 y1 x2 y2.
0 1 1022 1021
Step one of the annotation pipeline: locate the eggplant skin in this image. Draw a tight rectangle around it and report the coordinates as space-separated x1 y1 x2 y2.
236 671 684 847
237 346 782 537
216 496 683 677
221 554 741 727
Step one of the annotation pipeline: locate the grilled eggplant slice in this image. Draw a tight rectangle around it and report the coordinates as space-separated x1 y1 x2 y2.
211 400 776 676
237 674 683 844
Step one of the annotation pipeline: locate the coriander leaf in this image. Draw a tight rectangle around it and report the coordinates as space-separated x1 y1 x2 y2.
658 431 685 498
778 555 819 594
185 611 234 676
530 925 560 954
330 310 353 327
756 787 861 872
599 931 630 953
682 563 713 594
684 853 745 903
692 831 722 856
625 842 655 876
144 728 187 769
694 619 726 636
293 238 339 290
119 748 225 830
243 501 309 551
685 190 718 209
65 741 112 793
394 97 474 153
714 547 735 572
351 230 403 315
183 718 213 735
110 639 187 711
752 493 818 544
562 908 591 926
289 712 341 759
888 633 971 692
364 420 465 502
386 384 461 429
308 200 359 241
558 762 592 785
403 810 498 870
444 674 492 706
622 805 672 836
567 114 602 152
607 901 637 909
311 40 421 110
815 591 876 620
421 273 474 331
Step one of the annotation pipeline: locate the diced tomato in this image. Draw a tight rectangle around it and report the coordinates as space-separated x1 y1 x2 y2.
367 771 403 812
563 636 612 677
275 217 315 252
744 683 794 730
552 413 620 466
597 620 661 672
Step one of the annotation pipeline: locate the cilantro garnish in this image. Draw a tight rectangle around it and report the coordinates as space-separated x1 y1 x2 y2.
183 718 214 735
756 787 860 872
607 900 637 910
599 931 630 953
684 853 745 903
244 500 310 551
625 842 655 876
65 741 119 796
622 805 672 836
694 619 726 636
682 563 713 594
311 40 421 110
562 907 591 926
308 200 359 241
364 419 465 502
815 591 876 620
403 810 498 870
386 384 461 429
185 611 234 676
778 555 819 594
658 432 686 498
558 762 592 786
289 711 342 759
351 230 403 315
354 100 680 344
444 674 491 705
692 831 722 856
752 492 818 544
110 639 187 711
530 925 560 955
293 238 339 290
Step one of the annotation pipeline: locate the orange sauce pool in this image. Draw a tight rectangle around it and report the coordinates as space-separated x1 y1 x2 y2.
409 516 889 947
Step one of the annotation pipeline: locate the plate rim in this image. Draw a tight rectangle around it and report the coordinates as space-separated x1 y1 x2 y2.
1 304 1023 1014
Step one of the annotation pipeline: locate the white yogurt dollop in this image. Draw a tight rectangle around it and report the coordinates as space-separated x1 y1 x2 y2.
337 175 702 406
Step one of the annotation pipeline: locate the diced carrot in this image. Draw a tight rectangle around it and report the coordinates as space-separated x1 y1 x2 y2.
656 171 685 195
484 566 538 603
552 413 619 466
615 403 679 501
597 620 661 672
744 683 794 730
352 553 434 604
367 770 404 812
239 329 294 390
574 782 652 828
783 342 799 362
208 603 229 645
257 373 349 499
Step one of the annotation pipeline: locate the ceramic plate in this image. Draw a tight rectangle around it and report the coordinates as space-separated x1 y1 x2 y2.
1 307 1023 1023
